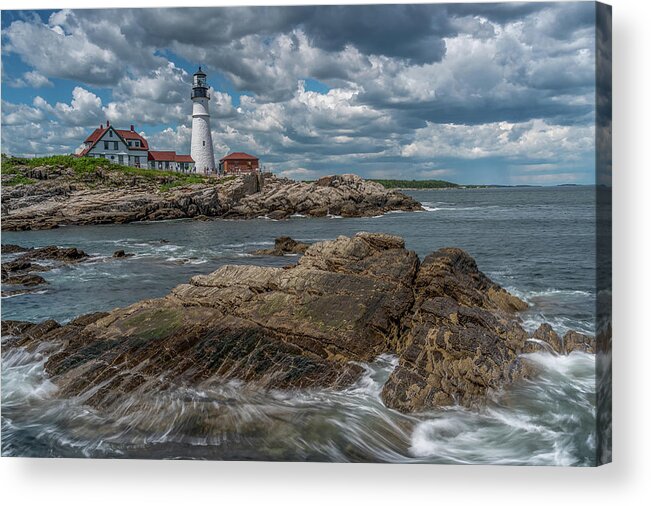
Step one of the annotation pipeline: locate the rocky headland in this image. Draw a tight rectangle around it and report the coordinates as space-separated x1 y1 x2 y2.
2 233 594 414
1 157 422 231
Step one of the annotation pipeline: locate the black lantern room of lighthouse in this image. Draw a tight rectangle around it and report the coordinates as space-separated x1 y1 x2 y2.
191 67 209 99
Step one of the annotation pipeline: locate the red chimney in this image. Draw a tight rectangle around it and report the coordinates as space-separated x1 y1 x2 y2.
130 125 134 131
106 120 110 127
99 124 103 130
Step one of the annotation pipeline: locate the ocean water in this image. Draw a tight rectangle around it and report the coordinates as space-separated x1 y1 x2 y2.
1 186 598 464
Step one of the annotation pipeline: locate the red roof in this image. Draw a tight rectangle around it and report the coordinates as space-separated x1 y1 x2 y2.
84 127 105 144
148 151 194 163
148 151 177 162
116 130 149 150
220 152 258 161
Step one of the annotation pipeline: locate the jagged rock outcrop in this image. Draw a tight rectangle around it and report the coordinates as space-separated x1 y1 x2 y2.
523 323 595 354
2 273 47 286
1 245 89 296
18 245 89 263
2 163 422 230
1 233 591 414
224 174 422 220
1 244 31 254
253 236 311 256
380 248 530 412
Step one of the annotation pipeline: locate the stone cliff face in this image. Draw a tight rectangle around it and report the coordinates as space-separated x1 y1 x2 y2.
2 233 594 414
1 164 422 230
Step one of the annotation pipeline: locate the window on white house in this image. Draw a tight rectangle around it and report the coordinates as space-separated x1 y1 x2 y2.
104 141 109 149
109 130 113 137
114 142 118 150
203 141 205 146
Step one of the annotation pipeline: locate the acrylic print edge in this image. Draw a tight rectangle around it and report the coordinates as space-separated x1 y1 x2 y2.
595 0 612 466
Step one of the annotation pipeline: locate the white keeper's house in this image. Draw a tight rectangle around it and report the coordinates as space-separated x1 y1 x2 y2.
75 121 195 172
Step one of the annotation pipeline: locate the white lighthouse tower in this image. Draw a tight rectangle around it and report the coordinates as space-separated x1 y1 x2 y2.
190 67 216 173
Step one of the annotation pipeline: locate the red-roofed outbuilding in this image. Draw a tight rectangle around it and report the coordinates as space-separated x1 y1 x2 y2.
148 151 195 172
219 152 259 175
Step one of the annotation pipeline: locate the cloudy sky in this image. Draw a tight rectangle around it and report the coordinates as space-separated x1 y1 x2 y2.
1 2 598 184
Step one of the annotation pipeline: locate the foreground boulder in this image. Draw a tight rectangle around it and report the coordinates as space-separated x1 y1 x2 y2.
380 249 530 412
2 233 591 414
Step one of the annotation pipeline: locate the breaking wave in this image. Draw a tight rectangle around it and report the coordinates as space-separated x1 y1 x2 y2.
1 346 596 464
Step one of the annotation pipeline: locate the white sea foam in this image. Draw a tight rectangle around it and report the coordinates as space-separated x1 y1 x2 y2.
164 257 208 265
223 241 274 248
2 289 49 299
1 348 58 407
526 288 593 299
520 312 595 335
408 350 595 465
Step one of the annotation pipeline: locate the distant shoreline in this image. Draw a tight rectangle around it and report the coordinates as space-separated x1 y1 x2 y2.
387 185 588 191
366 179 589 190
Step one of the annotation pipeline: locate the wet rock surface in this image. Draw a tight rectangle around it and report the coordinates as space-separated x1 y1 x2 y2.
2 233 592 414
380 248 530 412
2 165 422 230
1 245 90 297
524 323 595 354
1 244 31 254
253 236 311 256
18 245 89 263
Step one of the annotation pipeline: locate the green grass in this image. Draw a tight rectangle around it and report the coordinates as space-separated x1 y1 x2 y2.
1 154 112 174
3 174 36 186
160 176 206 192
1 155 242 190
